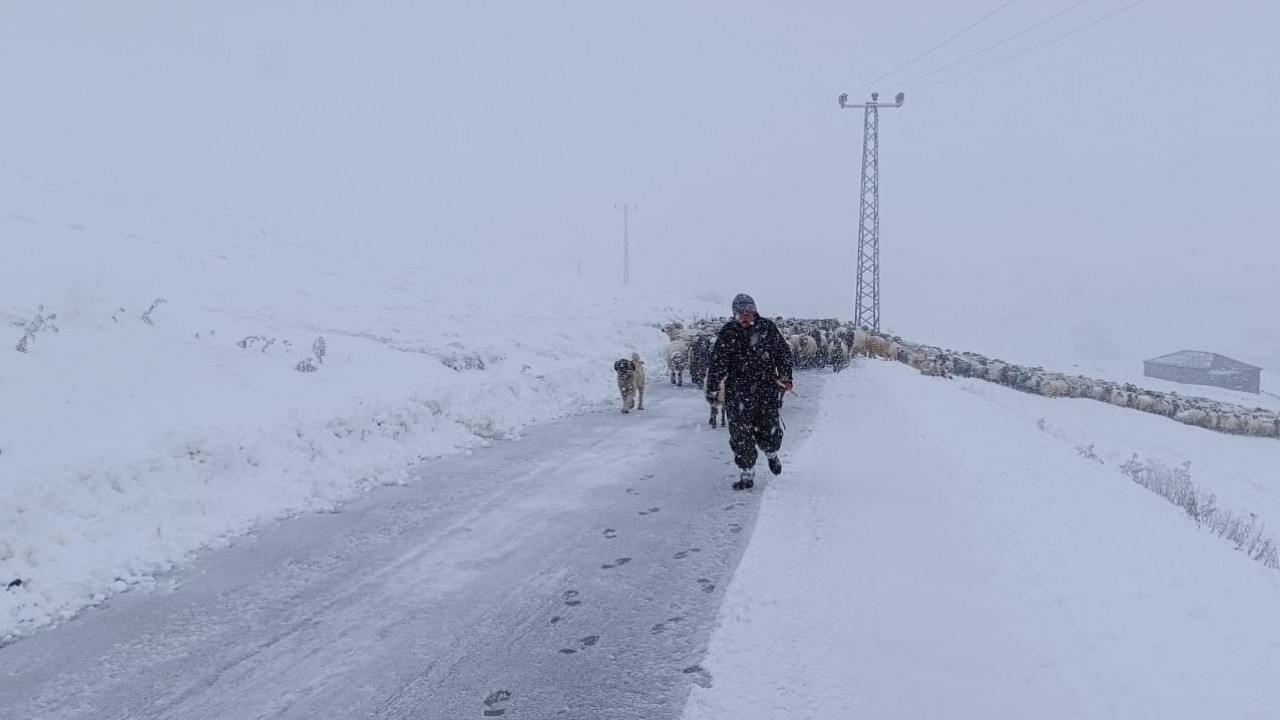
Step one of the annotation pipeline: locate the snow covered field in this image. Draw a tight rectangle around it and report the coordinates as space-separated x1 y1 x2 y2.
683 361 1280 720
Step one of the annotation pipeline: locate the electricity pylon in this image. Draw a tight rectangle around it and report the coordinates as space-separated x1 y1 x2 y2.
839 91 904 331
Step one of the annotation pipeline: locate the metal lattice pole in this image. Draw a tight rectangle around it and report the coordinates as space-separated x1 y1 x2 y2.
614 203 637 286
839 92 904 331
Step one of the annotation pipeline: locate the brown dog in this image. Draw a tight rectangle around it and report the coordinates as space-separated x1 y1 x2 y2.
614 353 646 413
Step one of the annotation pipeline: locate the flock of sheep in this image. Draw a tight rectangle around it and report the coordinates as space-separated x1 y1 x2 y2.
889 336 1280 439
656 317 902 387
624 317 1280 441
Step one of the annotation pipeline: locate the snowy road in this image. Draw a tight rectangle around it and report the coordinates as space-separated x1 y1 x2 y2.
0 378 822 719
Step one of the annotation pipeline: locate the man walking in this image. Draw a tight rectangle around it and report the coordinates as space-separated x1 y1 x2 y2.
705 293 794 490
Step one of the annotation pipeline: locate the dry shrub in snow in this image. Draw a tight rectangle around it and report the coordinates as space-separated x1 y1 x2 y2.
13 305 59 353
1119 455 1279 569
140 297 167 325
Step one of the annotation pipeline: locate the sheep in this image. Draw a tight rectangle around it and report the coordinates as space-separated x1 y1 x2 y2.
1175 408 1211 428
1214 412 1246 434
688 334 714 389
613 355 644 413
1133 393 1159 413
1107 387 1137 408
865 334 897 360
796 335 819 368
828 338 850 372
708 375 727 428
907 349 947 377
630 352 646 410
851 329 877 358
665 338 690 386
1244 415 1280 438
950 355 979 378
1039 377 1071 398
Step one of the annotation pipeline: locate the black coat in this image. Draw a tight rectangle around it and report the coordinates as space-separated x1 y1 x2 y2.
706 316 793 407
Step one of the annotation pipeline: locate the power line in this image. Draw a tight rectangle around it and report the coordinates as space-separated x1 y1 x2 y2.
897 0 1089 92
911 0 1148 94
851 0 1020 93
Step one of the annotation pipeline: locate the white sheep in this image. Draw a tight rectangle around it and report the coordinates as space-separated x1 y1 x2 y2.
1133 393 1159 413
849 328 871 357
866 334 897 360
789 335 818 369
707 375 727 428
665 338 690 386
1175 408 1211 427
630 352 646 410
1039 378 1071 398
1214 412 1245 434
1244 415 1279 438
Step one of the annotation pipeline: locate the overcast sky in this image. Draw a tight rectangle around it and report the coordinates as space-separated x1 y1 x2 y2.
3 1 1276 344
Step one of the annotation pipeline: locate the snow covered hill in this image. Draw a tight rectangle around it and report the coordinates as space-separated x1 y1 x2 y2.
0 174 722 641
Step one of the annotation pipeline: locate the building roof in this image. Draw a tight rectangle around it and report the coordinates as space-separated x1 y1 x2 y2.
1144 350 1262 372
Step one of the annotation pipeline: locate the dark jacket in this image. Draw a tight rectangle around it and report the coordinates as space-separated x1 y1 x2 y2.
706 316 793 406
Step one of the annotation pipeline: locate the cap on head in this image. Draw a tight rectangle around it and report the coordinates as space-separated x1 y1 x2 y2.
731 293 756 315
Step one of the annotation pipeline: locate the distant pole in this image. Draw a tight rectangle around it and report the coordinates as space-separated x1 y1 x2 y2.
838 91 904 331
614 203 637 285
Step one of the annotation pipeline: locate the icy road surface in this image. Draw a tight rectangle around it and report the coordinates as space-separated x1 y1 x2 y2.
0 378 822 719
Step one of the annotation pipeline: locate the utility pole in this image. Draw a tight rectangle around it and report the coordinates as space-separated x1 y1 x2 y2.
613 203 637 286
839 91 904 331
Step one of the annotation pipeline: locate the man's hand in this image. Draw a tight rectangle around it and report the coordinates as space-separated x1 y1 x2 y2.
777 378 794 392
706 390 720 406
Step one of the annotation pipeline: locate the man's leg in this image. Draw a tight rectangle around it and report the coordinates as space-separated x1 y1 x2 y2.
726 402 759 470
726 399 760 488
754 403 784 474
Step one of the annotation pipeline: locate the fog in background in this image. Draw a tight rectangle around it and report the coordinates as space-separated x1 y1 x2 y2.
3 0 1276 371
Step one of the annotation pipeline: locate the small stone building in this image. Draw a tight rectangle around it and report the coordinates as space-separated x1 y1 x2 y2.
1143 350 1262 394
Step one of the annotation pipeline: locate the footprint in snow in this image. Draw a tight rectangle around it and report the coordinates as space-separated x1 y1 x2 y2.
559 635 600 655
482 690 512 717
638 507 661 516
651 616 685 634
563 590 582 607
683 664 713 688
601 557 631 570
